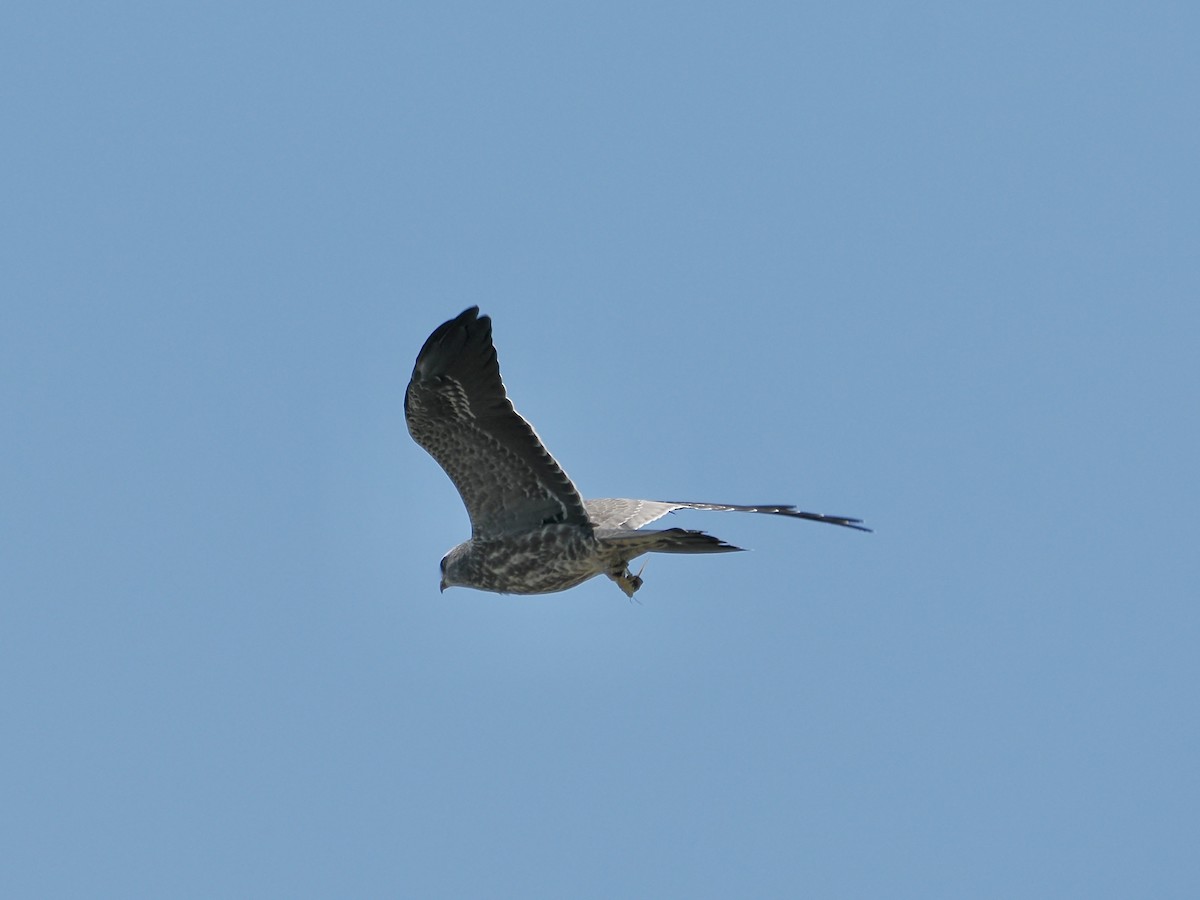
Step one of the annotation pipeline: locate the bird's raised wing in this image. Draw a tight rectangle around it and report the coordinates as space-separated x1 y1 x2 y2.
584 499 871 532
405 307 591 537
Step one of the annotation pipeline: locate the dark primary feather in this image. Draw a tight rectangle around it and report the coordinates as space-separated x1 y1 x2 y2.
405 307 591 537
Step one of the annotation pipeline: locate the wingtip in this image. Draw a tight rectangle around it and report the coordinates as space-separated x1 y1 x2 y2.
829 517 872 533
412 307 493 378
793 510 873 533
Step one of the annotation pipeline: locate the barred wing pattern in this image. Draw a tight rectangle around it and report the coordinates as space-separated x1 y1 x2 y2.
405 307 591 538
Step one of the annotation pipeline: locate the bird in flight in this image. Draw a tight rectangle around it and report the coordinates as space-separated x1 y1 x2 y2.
405 307 869 598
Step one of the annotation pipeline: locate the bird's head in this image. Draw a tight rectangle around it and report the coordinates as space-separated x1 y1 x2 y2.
439 543 471 593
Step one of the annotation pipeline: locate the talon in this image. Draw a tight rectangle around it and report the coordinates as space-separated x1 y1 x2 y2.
622 563 647 598
629 562 646 591
609 561 649 600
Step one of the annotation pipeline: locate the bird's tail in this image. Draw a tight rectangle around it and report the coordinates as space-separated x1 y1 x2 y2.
598 527 744 557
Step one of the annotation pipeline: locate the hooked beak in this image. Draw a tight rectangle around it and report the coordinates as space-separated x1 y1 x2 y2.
439 579 447 594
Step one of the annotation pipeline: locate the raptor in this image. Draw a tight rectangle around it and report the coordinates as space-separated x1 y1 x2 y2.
405 307 869 598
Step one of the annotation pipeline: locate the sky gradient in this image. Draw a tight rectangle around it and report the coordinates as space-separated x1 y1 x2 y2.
3 2 1198 897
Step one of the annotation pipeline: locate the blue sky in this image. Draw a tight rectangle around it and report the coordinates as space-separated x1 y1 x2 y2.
3 2 1197 897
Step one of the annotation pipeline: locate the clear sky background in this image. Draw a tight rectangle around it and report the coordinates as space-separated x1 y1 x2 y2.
3 2 1197 897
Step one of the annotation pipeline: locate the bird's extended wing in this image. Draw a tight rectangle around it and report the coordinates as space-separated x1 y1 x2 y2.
584 499 871 532
405 307 591 537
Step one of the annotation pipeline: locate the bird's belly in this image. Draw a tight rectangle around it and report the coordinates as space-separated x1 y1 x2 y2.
474 527 603 595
